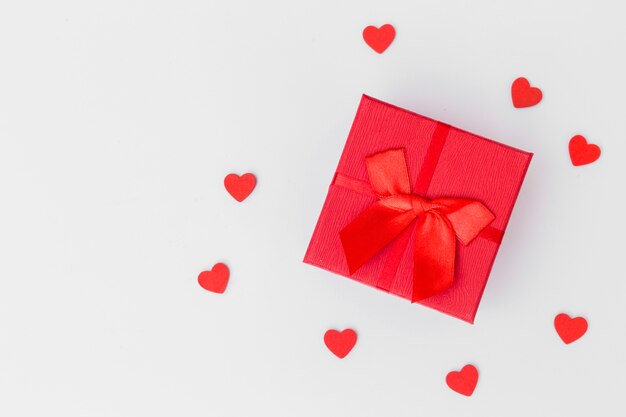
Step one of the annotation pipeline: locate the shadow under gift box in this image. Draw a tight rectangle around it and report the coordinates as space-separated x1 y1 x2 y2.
304 95 532 323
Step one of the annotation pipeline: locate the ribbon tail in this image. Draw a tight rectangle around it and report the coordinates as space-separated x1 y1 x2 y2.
412 212 457 301
340 202 416 274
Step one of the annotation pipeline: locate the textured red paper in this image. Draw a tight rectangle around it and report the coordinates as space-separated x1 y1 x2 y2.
304 95 532 323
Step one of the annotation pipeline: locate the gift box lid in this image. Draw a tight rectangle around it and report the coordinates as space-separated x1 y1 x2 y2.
304 95 532 323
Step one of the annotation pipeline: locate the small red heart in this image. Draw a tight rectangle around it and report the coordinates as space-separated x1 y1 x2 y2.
362 24 395 54
511 77 542 108
324 329 357 359
198 263 229 294
554 313 588 344
568 135 601 166
446 364 479 397
224 173 256 202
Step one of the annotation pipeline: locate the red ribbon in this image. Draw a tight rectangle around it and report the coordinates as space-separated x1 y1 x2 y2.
339 149 495 301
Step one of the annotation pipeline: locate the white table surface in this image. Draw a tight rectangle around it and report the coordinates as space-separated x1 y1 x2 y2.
1 1 624 416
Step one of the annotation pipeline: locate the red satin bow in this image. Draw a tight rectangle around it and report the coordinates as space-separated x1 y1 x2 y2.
339 149 495 301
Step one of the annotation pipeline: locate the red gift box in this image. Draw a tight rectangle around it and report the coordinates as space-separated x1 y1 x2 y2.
304 95 532 323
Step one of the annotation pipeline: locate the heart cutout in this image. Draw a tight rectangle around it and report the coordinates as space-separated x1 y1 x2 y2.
198 263 229 294
362 24 395 54
554 313 588 344
224 173 256 202
446 364 478 396
324 329 357 359
569 135 601 166
511 77 542 108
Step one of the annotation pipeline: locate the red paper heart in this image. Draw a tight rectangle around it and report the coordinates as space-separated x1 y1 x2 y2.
446 364 478 396
362 24 395 54
511 77 542 108
224 173 256 202
568 135 601 166
198 263 229 294
554 313 588 344
324 329 357 359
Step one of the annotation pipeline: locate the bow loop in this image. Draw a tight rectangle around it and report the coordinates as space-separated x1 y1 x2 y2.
340 149 495 301
431 198 495 245
366 148 412 197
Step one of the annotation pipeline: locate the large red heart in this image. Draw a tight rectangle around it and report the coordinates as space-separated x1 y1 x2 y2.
198 263 229 294
568 135 601 166
511 77 542 108
224 173 256 202
554 313 588 344
446 364 478 396
324 329 357 359
362 24 395 54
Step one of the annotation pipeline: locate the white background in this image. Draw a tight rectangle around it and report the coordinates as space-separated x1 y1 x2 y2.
1 1 624 416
